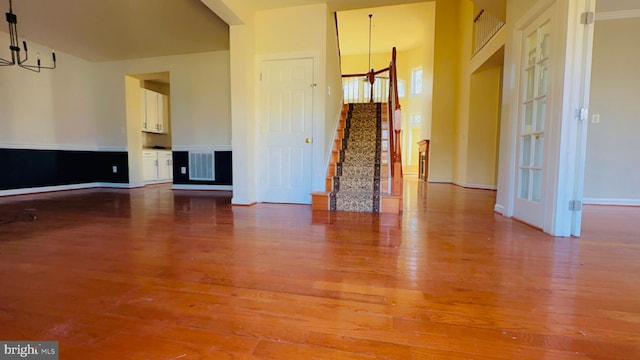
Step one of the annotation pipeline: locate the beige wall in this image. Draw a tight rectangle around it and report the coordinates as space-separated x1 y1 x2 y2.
467 64 502 188
93 51 231 150
584 17 640 202
0 36 97 150
430 0 462 182
452 0 475 185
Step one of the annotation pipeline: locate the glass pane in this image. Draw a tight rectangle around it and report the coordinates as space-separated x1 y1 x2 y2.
522 136 532 166
520 169 530 199
525 67 535 100
527 31 538 66
523 102 534 134
532 170 543 202
534 135 544 168
537 60 548 96
539 22 551 59
535 97 546 132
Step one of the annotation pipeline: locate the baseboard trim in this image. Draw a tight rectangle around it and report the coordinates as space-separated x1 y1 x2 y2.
0 182 133 197
454 182 497 190
583 198 640 206
172 184 233 191
427 179 453 184
494 204 505 214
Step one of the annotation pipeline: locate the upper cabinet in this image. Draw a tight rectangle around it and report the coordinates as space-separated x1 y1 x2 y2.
141 88 169 134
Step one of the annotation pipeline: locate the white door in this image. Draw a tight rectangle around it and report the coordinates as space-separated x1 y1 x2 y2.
259 58 314 204
513 6 554 228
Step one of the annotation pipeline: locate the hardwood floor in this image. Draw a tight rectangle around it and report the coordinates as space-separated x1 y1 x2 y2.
0 179 639 359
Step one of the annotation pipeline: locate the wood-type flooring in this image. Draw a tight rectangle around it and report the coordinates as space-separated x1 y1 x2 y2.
0 179 639 359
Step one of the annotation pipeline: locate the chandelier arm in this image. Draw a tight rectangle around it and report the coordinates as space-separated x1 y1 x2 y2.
2 0 56 72
0 57 15 65
18 41 29 65
18 63 41 73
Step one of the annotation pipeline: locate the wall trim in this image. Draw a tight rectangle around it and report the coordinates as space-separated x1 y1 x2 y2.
0 182 139 197
96 146 128 152
171 145 232 152
596 10 640 21
583 198 640 206
454 182 498 190
494 204 505 214
172 184 233 191
0 144 129 152
0 143 99 151
427 178 453 184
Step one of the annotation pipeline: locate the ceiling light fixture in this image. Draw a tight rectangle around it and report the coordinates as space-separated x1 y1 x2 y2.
0 0 56 72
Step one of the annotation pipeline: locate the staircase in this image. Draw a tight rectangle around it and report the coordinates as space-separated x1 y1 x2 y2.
311 102 402 213
330 103 381 212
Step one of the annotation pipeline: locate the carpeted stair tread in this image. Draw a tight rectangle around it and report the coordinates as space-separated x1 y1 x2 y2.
330 102 382 213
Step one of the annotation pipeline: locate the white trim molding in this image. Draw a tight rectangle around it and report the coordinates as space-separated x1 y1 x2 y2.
0 143 100 151
0 182 140 197
96 146 128 152
171 145 232 152
494 204 506 214
596 10 640 21
427 178 453 184
454 182 498 191
583 198 640 206
172 184 233 191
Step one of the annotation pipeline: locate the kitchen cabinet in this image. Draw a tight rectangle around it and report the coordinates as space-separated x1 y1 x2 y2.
142 150 173 182
157 151 173 180
141 89 169 134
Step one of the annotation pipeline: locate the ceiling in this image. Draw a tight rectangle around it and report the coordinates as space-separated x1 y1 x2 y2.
1 0 637 63
337 2 434 56
2 0 230 62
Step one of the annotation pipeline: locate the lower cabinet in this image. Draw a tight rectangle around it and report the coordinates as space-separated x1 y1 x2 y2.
143 150 173 182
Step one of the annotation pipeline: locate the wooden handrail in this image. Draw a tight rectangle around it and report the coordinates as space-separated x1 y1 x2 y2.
388 47 401 177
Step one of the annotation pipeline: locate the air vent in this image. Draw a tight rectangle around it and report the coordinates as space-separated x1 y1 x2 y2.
189 152 215 181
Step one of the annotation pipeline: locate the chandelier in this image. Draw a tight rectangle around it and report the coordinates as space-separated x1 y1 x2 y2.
0 0 56 72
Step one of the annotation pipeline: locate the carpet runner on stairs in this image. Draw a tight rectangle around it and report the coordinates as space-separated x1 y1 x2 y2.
330 103 382 213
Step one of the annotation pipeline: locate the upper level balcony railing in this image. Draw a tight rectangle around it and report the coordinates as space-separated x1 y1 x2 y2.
473 9 505 55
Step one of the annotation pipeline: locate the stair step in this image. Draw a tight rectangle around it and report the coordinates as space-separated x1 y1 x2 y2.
311 191 402 213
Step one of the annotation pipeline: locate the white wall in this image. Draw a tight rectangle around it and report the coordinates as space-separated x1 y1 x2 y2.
0 35 97 150
584 16 640 203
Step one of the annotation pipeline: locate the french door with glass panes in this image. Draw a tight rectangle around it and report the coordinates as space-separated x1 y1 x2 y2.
513 5 554 228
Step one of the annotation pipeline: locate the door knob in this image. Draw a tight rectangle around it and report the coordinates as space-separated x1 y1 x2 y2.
305 137 312 143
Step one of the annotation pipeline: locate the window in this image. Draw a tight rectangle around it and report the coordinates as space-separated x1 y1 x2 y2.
409 113 422 127
411 67 423 95
397 79 406 98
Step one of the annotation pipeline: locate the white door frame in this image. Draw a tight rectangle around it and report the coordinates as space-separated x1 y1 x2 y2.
502 0 595 236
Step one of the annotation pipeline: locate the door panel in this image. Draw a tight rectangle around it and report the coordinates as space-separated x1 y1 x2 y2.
260 58 314 204
513 5 555 227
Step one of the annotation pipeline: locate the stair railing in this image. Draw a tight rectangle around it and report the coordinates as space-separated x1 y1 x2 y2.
388 47 402 181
